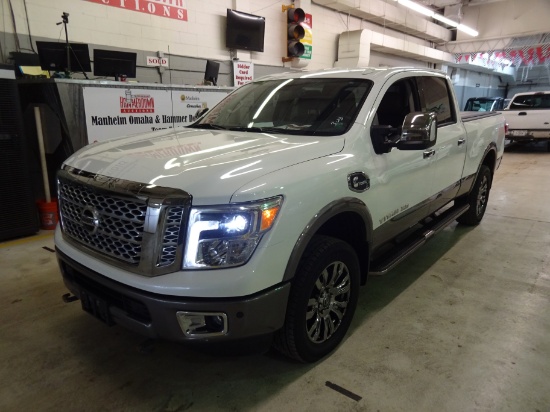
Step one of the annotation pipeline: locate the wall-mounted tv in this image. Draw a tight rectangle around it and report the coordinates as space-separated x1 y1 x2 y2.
226 9 265 52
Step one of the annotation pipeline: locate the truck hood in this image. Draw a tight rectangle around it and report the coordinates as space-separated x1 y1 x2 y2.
63 128 345 204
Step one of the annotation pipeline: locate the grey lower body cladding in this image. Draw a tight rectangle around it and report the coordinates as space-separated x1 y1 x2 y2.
57 248 290 343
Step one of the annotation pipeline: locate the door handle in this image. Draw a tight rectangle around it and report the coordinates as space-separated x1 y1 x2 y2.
423 149 435 159
458 138 466 146
518 112 527 116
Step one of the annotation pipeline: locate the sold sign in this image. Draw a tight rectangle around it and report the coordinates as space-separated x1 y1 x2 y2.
146 56 169 67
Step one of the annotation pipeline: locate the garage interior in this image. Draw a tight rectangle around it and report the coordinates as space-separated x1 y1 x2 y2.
1 0 550 410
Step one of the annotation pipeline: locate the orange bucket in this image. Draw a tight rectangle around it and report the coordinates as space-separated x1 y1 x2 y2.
37 199 58 230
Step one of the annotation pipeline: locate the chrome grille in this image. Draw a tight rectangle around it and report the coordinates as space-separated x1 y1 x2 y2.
159 207 185 267
57 167 192 276
59 180 147 265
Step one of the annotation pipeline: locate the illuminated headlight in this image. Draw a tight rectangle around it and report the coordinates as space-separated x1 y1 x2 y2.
184 196 283 269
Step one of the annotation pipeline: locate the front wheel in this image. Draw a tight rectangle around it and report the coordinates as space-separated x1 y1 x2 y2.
273 235 360 362
456 164 492 226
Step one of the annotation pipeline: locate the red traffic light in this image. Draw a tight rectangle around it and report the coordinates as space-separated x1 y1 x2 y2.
287 8 305 23
285 7 307 58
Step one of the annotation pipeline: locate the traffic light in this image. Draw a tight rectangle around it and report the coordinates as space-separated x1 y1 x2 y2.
287 7 305 57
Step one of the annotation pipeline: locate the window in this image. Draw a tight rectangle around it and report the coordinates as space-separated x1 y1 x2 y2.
375 78 419 127
510 93 550 110
417 76 455 125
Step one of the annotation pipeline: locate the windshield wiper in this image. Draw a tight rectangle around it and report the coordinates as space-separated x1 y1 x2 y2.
191 123 228 130
228 126 288 133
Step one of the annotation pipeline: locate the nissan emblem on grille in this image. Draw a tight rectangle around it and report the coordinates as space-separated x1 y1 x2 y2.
80 205 100 234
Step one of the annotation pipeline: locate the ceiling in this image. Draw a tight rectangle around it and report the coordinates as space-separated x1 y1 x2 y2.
417 0 507 9
317 0 550 84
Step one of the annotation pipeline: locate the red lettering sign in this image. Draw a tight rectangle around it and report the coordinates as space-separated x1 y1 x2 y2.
120 95 155 113
87 0 188 22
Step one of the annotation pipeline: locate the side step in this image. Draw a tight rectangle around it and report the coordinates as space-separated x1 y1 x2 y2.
369 203 469 275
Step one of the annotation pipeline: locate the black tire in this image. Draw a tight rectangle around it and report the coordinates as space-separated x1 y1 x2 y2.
456 164 492 226
273 235 360 363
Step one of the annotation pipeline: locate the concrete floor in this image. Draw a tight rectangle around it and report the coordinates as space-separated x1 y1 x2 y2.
1 141 549 412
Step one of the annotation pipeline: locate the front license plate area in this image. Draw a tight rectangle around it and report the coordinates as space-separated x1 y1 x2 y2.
80 288 115 326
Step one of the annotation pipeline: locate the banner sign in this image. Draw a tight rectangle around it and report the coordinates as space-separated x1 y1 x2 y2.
233 61 254 87
83 87 230 142
146 56 169 67
86 0 188 22
455 45 550 67
301 14 313 60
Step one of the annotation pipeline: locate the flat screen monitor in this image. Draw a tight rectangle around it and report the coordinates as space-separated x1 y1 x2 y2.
36 41 91 73
204 60 220 86
226 9 265 52
10 52 41 67
93 49 137 80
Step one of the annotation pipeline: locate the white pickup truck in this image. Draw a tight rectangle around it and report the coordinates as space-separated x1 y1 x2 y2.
504 91 550 150
55 67 505 362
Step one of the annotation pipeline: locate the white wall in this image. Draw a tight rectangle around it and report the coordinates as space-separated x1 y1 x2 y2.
0 0 433 71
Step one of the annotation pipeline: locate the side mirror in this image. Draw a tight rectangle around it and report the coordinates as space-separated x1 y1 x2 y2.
396 112 437 151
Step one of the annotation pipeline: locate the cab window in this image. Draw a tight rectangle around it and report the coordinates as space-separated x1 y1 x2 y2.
374 78 420 128
417 76 456 125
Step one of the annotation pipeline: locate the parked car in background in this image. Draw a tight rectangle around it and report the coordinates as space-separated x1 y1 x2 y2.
464 96 507 111
504 91 550 150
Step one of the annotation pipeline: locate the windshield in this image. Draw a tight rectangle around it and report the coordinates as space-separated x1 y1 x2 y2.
191 78 373 136
509 93 550 110
464 98 501 111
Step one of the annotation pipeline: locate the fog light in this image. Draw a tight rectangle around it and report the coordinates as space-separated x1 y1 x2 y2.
176 311 228 337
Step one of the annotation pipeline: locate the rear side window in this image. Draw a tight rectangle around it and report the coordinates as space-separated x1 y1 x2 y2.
509 94 550 110
417 76 456 125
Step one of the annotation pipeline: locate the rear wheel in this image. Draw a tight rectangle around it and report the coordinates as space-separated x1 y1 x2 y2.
273 235 360 363
457 165 492 226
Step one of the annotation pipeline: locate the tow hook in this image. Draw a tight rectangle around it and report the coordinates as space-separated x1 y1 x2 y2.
62 293 79 303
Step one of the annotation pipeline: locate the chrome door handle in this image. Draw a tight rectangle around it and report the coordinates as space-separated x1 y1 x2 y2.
458 138 466 146
423 149 435 159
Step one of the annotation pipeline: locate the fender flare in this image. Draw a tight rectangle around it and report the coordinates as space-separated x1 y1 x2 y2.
282 197 373 282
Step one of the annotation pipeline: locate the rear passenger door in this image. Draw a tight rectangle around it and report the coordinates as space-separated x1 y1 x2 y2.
417 75 466 212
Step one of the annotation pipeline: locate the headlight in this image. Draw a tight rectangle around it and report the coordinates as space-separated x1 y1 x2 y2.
183 196 283 269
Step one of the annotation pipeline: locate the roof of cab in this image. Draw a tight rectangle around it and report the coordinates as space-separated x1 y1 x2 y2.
511 90 550 98
255 66 448 82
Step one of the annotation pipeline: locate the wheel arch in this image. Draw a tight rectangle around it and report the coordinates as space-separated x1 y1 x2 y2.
282 197 373 285
482 142 498 176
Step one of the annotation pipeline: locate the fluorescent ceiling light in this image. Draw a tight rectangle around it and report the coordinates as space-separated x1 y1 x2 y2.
457 24 479 37
433 14 459 27
394 0 478 36
397 0 434 17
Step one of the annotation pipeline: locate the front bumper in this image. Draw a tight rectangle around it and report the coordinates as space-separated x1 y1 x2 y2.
56 248 291 343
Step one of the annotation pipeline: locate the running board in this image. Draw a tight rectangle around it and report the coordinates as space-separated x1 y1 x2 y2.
369 203 470 275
